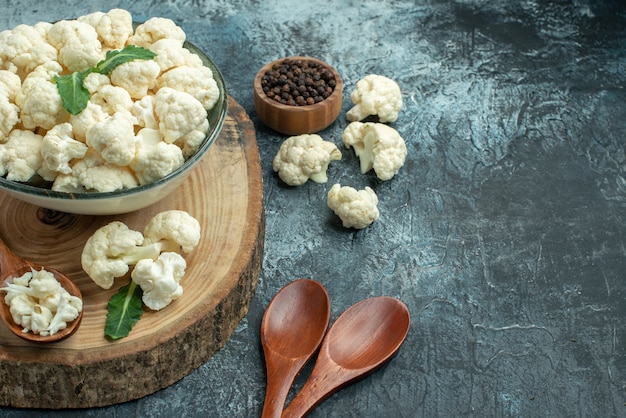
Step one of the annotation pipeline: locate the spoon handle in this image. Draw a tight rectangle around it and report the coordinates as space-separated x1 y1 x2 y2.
281 357 360 418
0 237 32 278
261 355 308 418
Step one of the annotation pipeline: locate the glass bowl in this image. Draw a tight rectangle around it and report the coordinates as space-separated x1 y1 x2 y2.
0 41 227 215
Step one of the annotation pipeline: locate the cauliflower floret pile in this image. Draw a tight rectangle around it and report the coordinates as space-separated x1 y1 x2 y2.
271 73 406 229
0 9 220 192
81 210 201 311
2 268 83 336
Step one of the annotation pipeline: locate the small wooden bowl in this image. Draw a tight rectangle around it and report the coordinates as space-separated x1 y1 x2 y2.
0 268 83 343
254 56 343 135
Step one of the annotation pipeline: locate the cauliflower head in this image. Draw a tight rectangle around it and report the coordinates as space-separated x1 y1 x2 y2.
272 134 341 186
143 210 202 254
327 183 380 229
0 24 58 79
86 111 138 166
69 100 108 142
0 70 22 102
81 211 201 291
89 84 134 116
154 87 208 146
81 221 161 289
77 8 133 50
15 61 69 130
128 17 186 48
346 74 402 123
131 252 186 311
0 129 45 182
342 121 407 181
0 71 21 141
47 20 102 72
157 65 219 110
0 96 19 142
131 95 158 130
149 39 203 72
52 148 139 193
41 122 88 174
130 128 184 185
110 60 161 100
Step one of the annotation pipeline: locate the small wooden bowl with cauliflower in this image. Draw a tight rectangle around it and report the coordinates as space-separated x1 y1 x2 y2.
0 267 83 343
254 56 343 135
0 11 228 215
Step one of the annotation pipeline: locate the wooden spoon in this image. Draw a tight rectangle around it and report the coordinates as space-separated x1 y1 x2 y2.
282 296 410 418
260 279 331 418
0 237 83 343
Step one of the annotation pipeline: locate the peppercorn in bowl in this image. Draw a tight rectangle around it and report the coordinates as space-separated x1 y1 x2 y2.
0 10 228 215
254 56 343 135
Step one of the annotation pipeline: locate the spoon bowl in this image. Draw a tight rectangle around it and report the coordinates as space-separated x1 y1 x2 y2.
282 296 410 418
0 238 83 343
260 279 330 418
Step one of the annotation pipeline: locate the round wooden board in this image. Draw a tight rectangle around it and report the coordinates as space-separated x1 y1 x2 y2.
0 97 265 409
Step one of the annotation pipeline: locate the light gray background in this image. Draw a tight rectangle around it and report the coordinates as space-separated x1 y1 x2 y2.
1 0 625 416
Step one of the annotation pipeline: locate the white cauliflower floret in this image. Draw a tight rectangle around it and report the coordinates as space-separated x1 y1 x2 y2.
110 59 161 99
81 221 161 289
0 24 58 79
157 65 219 110
90 84 134 115
45 292 83 336
7 293 36 331
0 129 44 182
86 111 138 166
0 70 21 141
130 128 184 185
272 134 341 186
6 268 63 300
175 121 209 158
52 149 139 193
77 8 133 50
149 39 203 72
131 95 158 129
15 61 69 130
79 164 137 192
154 87 208 149
69 101 108 142
0 97 19 142
128 17 186 48
58 38 102 73
82 72 110 94
0 70 22 101
131 252 186 311
327 183 380 229
41 123 88 174
47 20 102 72
1 268 82 336
29 304 54 335
342 121 407 181
81 211 200 291
143 210 202 254
346 74 402 123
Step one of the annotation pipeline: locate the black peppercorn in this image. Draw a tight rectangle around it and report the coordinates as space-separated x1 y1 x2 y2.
261 58 336 106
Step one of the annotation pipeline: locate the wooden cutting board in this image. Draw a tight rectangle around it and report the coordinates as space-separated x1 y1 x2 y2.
0 97 265 409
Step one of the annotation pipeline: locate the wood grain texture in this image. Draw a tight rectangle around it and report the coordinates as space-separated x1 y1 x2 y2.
0 97 265 409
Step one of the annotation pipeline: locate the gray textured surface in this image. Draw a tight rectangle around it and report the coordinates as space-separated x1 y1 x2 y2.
1 0 625 416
